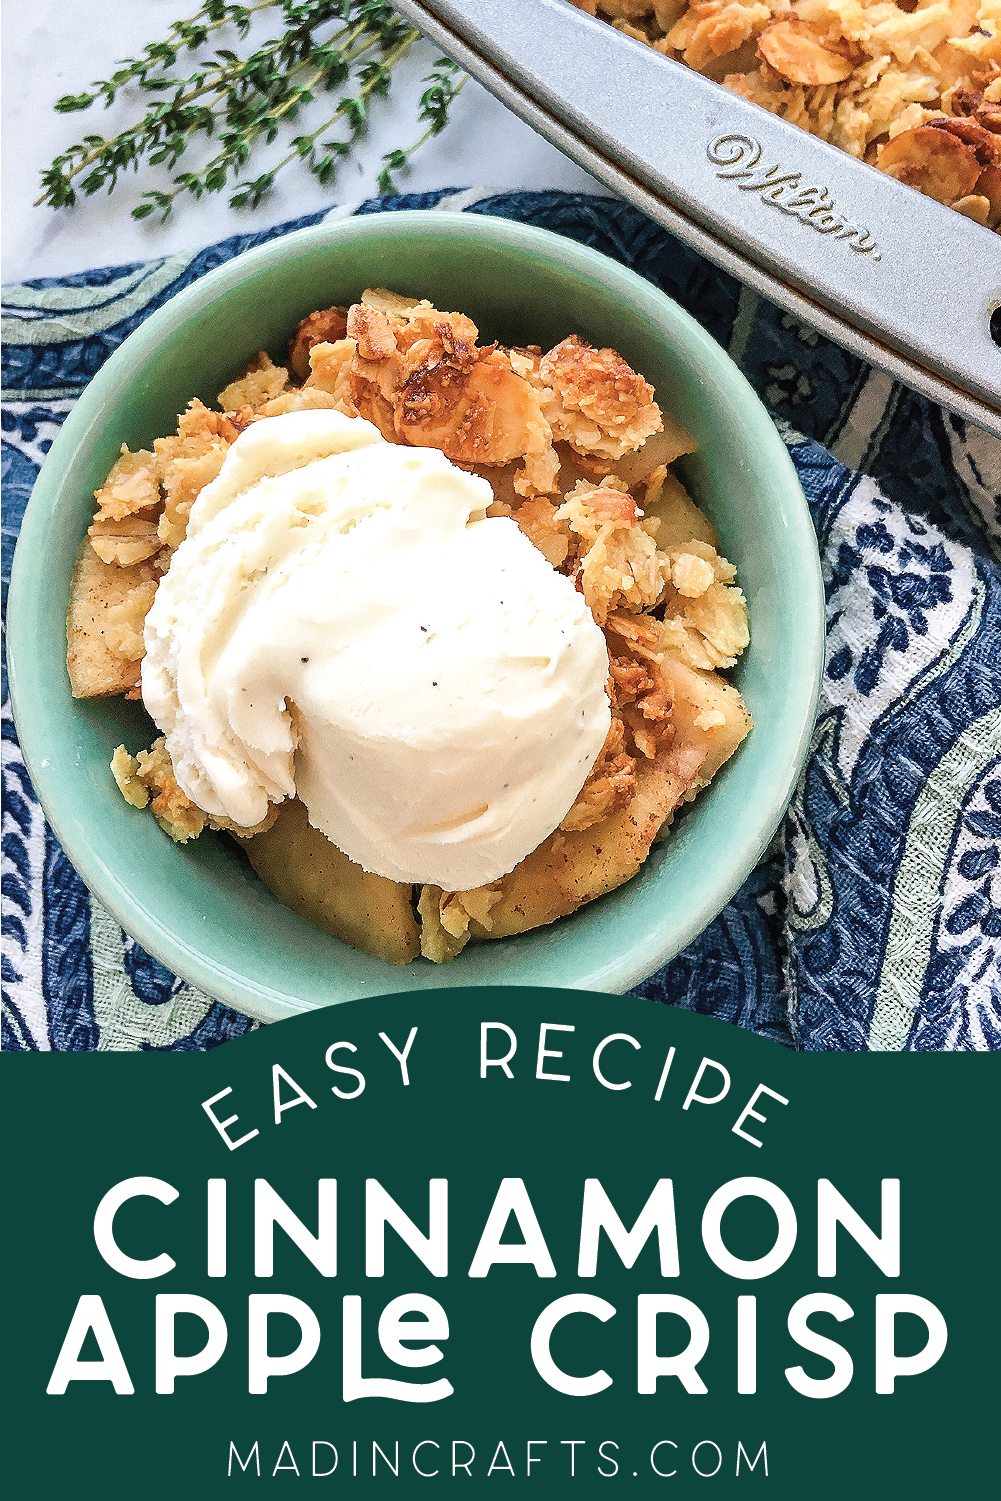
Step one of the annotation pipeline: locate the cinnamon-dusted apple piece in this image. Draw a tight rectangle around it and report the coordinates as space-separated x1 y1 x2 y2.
67 402 240 698
66 542 161 699
245 798 420 966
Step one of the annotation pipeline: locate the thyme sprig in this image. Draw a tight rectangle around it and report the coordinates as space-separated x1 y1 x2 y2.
37 1 467 222
377 57 468 194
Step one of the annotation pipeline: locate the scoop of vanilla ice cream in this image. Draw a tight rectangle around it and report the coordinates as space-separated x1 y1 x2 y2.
142 410 611 890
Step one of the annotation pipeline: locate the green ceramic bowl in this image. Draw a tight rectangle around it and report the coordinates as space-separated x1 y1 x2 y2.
7 211 823 1020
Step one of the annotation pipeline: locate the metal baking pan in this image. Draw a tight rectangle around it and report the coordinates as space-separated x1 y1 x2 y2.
396 0 1001 436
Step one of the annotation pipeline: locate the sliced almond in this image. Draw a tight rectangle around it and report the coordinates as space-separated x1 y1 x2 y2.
925 115 1001 168
88 513 163 567
757 19 854 86
878 126 981 205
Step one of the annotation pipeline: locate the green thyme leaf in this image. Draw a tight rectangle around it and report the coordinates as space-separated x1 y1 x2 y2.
37 4 467 221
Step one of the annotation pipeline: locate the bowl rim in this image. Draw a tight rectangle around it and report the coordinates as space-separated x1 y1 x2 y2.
7 208 824 1018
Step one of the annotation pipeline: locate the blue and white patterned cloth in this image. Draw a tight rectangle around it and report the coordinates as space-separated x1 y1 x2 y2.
3 189 999 1053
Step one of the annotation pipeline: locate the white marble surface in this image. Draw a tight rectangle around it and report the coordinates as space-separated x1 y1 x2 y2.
2 0 603 283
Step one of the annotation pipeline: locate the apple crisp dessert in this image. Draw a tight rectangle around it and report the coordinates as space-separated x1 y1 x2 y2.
570 0 1001 228
67 290 752 965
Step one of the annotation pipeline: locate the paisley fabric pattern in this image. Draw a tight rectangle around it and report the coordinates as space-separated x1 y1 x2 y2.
3 189 999 1053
